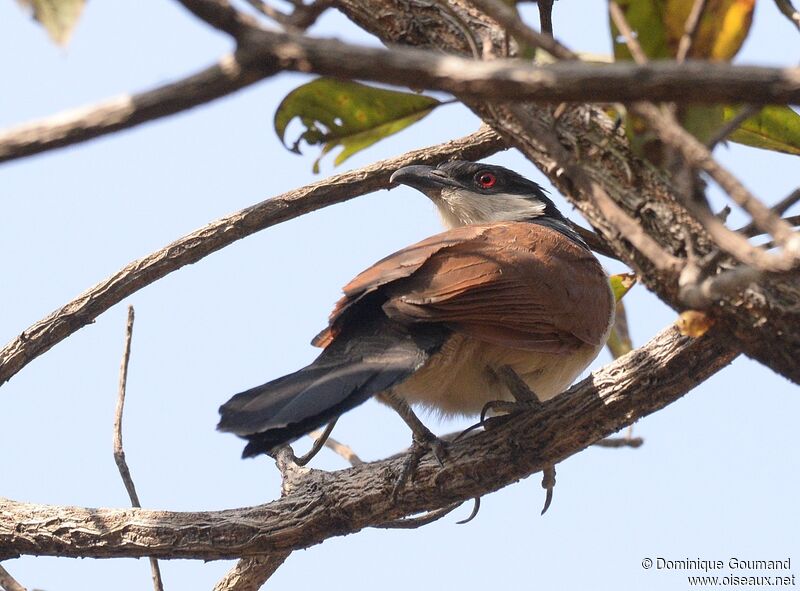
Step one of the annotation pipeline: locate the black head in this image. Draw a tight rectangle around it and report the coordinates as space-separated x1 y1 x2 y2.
391 160 585 246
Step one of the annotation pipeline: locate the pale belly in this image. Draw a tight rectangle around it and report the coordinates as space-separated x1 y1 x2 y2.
391 334 604 417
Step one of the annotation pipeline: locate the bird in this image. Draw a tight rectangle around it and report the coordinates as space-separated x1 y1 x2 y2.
218 161 615 469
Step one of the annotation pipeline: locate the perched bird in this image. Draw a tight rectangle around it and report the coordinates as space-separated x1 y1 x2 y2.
218 161 614 462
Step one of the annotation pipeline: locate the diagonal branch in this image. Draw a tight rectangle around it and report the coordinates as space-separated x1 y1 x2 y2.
0 53 277 164
0 325 738 560
212 553 291 591
0 128 505 389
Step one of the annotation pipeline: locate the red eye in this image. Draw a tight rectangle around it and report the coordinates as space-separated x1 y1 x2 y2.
476 171 497 189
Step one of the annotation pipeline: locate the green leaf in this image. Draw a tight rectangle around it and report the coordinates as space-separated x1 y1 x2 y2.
610 0 670 61
727 106 800 156
606 273 637 359
274 78 441 172
18 0 85 46
609 273 637 302
606 301 634 359
610 0 755 61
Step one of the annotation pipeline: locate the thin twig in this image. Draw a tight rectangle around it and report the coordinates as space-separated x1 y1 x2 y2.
112 307 165 591
467 0 576 59
676 0 708 62
0 128 505 388
739 190 800 237
631 102 800 268
245 0 291 24
307 428 364 465
706 105 760 150
506 104 683 273
538 0 554 36
175 0 262 38
593 436 644 448
609 1 648 64
774 0 800 30
680 263 762 309
0 565 26 591
213 553 292 591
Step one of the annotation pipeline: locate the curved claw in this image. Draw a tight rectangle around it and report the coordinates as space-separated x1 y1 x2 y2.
456 497 481 525
392 434 448 499
540 465 557 515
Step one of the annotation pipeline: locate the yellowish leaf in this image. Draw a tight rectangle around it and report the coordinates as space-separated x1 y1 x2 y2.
676 310 716 337
18 0 85 46
609 273 637 302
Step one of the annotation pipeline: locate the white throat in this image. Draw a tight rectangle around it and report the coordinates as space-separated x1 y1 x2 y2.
433 187 547 228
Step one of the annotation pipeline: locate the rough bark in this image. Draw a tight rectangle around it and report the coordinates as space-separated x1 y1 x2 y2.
0 326 736 560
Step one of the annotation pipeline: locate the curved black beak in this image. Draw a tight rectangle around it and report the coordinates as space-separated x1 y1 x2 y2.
390 165 455 194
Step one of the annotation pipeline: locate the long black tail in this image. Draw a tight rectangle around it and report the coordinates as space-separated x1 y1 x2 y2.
218 316 447 457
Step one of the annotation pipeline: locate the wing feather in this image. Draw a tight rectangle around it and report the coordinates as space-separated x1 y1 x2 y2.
314 222 612 353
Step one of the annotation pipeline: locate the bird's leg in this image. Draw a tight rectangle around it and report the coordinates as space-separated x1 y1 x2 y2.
378 390 447 496
478 366 558 514
478 365 544 426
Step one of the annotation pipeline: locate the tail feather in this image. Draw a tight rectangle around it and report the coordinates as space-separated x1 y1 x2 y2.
218 317 447 457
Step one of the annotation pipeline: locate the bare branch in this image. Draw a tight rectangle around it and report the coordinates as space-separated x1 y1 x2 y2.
467 0 576 60
503 104 682 273
631 102 800 268
112 307 165 591
609 1 648 64
593 436 644 449
0 565 26 591
113 306 141 506
706 105 760 150
213 554 291 591
0 325 738 560
680 264 763 309
676 0 708 62
538 0 554 36
0 128 505 389
3 29 800 166
0 53 276 164
774 0 800 30
307 429 365 466
175 0 262 37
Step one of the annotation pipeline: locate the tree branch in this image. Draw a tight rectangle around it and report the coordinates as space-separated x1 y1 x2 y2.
3 31 800 165
212 553 291 591
0 53 276 164
112 307 164 591
0 565 26 591
0 325 737 560
0 129 504 389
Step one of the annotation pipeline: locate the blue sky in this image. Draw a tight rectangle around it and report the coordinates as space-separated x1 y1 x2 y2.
1 1 798 589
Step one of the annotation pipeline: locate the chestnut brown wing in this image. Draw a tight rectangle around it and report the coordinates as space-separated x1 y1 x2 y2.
315 223 612 353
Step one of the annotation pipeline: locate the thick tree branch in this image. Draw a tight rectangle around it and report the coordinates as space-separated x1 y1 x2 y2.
0 326 737 560
0 129 504 389
4 31 800 165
